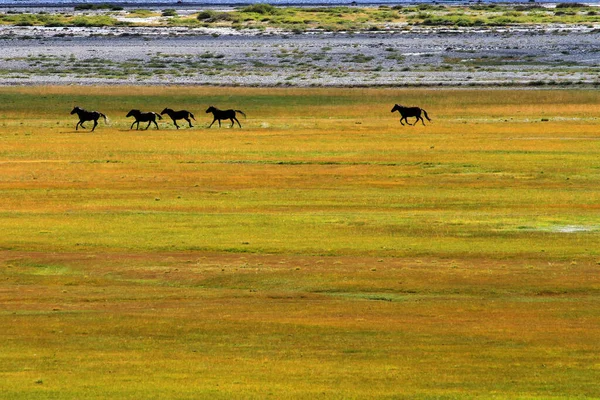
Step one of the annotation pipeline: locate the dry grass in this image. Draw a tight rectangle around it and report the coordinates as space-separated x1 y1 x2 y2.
0 87 599 398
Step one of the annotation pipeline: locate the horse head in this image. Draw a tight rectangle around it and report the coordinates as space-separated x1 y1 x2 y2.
206 106 215 113
126 109 140 118
391 104 402 113
160 108 171 115
70 107 81 115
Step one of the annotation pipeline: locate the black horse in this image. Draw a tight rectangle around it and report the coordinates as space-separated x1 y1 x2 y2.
391 104 432 126
161 108 196 129
126 109 162 130
70 106 108 132
206 106 246 128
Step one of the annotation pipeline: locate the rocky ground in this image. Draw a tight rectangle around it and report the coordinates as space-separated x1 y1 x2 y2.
1 23 600 87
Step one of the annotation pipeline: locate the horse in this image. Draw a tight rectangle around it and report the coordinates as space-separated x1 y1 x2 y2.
70 106 108 132
160 108 196 129
206 106 246 128
126 109 162 130
391 104 432 126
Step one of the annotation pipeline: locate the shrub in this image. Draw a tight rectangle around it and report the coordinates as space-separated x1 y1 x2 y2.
197 10 216 20
129 9 154 17
45 21 66 27
488 16 519 25
556 2 589 7
71 15 119 27
197 10 231 22
162 9 177 17
241 3 278 15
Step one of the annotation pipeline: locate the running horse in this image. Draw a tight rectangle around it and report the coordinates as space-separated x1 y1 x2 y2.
70 106 108 132
126 109 162 130
206 106 246 128
160 108 196 129
391 104 432 126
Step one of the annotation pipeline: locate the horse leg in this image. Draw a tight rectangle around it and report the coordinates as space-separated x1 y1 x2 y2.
153 120 159 130
233 117 242 128
218 119 222 127
208 118 216 128
76 120 81 130
145 121 152 130
173 119 180 129
399 117 405 126
91 119 98 132
185 118 192 128
419 116 426 126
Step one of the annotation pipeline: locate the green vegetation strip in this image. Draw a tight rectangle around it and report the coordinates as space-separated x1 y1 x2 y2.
2 3 600 31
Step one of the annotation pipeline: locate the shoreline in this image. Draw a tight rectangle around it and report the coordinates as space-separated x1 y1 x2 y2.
2 4 600 88
2 28 599 88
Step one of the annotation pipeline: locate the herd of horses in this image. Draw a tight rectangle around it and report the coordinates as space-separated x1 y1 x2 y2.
70 106 248 132
70 104 431 132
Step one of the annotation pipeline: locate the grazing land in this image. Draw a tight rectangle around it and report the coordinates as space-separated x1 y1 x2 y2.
0 86 599 399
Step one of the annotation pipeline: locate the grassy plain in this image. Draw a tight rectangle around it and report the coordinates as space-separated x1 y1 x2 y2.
1 86 599 398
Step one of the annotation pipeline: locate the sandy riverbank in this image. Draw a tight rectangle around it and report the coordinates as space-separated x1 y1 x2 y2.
1 23 599 87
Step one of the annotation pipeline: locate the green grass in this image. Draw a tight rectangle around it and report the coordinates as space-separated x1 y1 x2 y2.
0 87 600 257
3 4 600 30
0 87 599 398
0 12 125 27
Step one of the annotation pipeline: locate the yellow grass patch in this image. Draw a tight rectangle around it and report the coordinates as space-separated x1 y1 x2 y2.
0 87 599 398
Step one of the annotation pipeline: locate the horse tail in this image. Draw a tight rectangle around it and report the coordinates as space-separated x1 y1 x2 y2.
189 112 196 121
156 113 163 120
235 110 246 118
422 109 431 122
100 113 109 124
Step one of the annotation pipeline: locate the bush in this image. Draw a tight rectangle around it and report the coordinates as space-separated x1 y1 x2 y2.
45 21 66 27
74 4 122 11
162 9 177 17
197 10 231 22
129 9 153 17
556 2 589 7
241 3 278 15
197 10 216 20
71 15 118 27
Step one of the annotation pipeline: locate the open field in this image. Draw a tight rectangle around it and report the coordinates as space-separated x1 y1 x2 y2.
1 86 599 398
